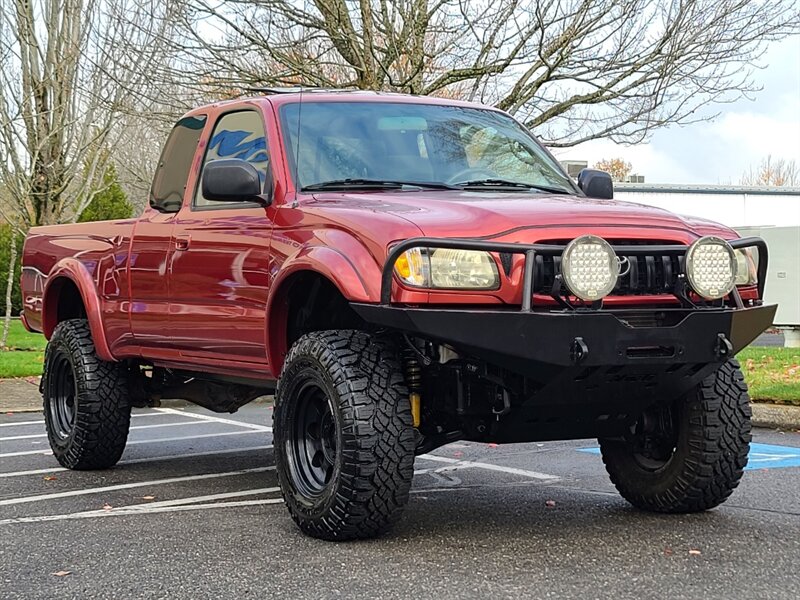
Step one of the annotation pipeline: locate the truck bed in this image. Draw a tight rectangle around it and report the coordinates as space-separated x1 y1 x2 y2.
21 219 137 335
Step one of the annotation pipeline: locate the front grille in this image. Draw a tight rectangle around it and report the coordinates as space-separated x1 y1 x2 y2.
524 239 684 297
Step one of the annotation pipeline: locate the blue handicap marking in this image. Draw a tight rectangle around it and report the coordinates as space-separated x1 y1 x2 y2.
578 442 800 470
745 443 800 470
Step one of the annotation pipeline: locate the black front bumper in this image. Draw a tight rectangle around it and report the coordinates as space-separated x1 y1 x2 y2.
352 303 776 373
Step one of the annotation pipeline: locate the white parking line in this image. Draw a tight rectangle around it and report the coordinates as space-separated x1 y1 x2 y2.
0 420 44 428
125 430 267 445
0 430 267 459
0 449 53 458
0 420 210 442
0 497 286 525
154 407 273 432
118 486 282 511
0 412 167 428
0 445 273 479
0 467 274 507
418 454 559 481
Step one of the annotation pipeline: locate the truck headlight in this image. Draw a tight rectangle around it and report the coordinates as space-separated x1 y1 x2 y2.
561 235 620 301
685 236 737 300
394 248 499 289
734 248 757 286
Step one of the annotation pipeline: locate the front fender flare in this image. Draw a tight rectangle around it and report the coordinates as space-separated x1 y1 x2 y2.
265 244 381 372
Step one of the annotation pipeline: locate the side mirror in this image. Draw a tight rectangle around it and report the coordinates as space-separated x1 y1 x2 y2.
202 159 269 204
149 194 183 213
577 169 614 200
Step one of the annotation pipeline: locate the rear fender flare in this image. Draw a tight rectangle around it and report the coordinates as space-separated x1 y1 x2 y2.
42 258 114 361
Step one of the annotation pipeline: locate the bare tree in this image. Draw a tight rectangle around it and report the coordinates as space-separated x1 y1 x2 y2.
1 225 18 348
740 155 799 187
173 0 799 147
593 158 633 182
0 0 183 227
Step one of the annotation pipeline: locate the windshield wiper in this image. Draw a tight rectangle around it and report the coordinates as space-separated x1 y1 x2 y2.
454 178 570 194
302 178 460 191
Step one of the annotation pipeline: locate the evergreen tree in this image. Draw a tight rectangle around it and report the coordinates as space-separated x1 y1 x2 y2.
78 165 134 222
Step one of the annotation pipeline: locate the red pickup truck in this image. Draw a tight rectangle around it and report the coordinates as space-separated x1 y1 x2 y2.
21 89 775 540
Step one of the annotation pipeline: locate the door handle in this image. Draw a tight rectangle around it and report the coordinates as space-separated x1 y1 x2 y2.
174 235 191 251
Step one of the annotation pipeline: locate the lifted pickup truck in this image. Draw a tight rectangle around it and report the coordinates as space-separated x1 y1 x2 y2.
21 89 775 540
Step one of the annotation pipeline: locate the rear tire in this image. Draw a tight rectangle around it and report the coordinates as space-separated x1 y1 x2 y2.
273 330 416 540
43 319 131 470
599 360 751 513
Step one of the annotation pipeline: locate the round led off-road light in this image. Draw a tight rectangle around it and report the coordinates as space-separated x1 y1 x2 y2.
561 235 620 301
685 236 737 300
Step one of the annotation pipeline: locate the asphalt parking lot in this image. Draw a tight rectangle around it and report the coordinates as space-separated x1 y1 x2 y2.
1 404 799 599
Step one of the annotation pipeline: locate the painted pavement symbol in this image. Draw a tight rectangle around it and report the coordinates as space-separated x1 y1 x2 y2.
578 442 800 470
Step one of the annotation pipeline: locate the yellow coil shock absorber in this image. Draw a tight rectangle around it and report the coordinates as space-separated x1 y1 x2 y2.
403 349 422 428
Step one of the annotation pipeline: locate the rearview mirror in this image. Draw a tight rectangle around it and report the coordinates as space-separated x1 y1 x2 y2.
577 169 614 200
202 159 269 204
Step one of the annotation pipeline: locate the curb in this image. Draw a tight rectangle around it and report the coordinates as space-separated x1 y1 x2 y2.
751 402 800 432
0 378 273 414
1 396 274 414
0 378 41 413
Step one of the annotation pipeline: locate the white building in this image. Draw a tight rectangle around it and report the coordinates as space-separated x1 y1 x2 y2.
614 183 800 228
614 183 800 343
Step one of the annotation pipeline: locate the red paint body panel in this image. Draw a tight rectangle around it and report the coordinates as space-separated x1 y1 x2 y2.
20 93 750 380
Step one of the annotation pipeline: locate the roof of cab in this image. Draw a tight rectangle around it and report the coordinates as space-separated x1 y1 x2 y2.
181 87 502 118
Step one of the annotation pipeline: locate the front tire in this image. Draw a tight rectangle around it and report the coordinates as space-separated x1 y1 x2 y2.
599 360 751 513
43 319 131 470
273 331 416 540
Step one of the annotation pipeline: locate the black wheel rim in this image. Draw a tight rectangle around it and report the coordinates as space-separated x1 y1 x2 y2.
630 405 677 472
48 351 77 440
286 381 338 499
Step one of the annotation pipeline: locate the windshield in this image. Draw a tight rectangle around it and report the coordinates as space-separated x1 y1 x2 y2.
279 101 576 194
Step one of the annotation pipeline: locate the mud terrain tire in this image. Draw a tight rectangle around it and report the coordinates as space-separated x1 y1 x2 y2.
274 330 416 540
599 360 751 513
43 319 131 470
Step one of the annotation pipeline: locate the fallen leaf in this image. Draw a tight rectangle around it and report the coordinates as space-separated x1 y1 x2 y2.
51 571 71 577
688 549 701 556
664 548 673 556
545 500 556 508
102 503 113 511
43 476 57 481
141 496 155 501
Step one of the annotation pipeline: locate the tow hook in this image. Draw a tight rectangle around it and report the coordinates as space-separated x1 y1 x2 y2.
570 337 589 364
714 333 733 360
492 389 512 421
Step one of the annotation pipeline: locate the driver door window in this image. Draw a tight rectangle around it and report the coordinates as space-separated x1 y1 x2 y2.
195 110 270 208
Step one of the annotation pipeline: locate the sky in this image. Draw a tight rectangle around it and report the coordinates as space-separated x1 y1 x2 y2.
552 36 800 185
